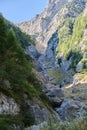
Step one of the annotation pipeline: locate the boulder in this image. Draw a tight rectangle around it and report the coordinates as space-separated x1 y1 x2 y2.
47 88 64 97
60 59 72 73
24 98 57 124
55 99 82 120
49 97 63 107
44 83 60 91
76 61 83 72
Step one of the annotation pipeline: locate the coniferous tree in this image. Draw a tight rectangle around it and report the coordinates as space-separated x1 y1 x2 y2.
7 28 26 64
0 15 7 56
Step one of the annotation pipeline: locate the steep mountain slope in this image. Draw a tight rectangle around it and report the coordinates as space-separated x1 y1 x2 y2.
17 0 87 88
17 0 86 53
56 5 87 71
1 0 87 129
17 0 87 126
0 15 57 130
27 1 86 87
17 0 68 53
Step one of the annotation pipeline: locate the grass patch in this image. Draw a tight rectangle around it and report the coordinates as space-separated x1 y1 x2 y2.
41 117 87 130
62 72 87 101
47 68 70 84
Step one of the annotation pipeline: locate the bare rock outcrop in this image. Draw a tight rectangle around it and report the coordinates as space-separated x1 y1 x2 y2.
0 93 20 115
17 0 68 53
17 0 86 54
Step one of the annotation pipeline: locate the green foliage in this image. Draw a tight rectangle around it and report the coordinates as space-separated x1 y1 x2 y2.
21 104 35 127
0 115 23 130
0 15 51 128
0 15 7 56
56 13 87 69
6 21 35 48
68 51 82 69
81 58 87 69
81 58 87 63
58 18 74 45
47 68 66 84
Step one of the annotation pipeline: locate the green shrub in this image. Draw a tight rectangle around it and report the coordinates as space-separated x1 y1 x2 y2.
56 13 87 69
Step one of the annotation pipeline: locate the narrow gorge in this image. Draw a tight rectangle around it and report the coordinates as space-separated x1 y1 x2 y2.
0 0 87 130
18 0 87 123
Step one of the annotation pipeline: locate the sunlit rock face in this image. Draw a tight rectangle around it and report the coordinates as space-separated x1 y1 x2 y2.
17 0 68 53
17 0 86 54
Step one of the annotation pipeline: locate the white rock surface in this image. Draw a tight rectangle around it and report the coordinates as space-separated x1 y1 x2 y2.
17 0 86 54
25 45 40 59
17 0 68 53
0 93 20 115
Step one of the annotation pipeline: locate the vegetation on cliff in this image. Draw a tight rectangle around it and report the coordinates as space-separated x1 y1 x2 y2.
0 15 51 129
56 12 87 69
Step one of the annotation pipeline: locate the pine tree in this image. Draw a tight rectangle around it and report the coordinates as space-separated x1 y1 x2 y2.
0 15 7 56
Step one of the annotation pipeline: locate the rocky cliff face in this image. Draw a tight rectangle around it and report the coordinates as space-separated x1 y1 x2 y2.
18 0 87 92
17 0 87 84
17 0 68 53
17 0 86 54
1 1 87 129
17 0 87 128
0 93 19 115
0 14 59 129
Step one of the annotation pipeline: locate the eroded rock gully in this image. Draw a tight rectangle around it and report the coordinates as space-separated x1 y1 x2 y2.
25 32 87 121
